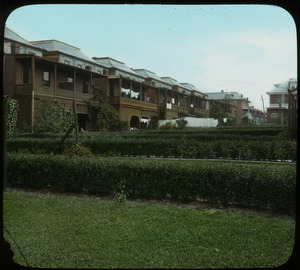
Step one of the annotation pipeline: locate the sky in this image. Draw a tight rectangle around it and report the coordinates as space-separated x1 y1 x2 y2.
5 4 297 110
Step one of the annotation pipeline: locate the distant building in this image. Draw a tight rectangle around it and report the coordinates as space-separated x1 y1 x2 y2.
206 90 250 125
266 78 297 124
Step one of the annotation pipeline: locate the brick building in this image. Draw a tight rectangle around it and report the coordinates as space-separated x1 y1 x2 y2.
266 78 297 124
3 27 107 131
5 27 264 130
206 91 248 125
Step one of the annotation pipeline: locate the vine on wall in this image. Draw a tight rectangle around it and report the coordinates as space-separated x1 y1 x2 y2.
88 88 127 131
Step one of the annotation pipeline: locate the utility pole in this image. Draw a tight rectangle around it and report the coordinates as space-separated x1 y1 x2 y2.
261 95 266 123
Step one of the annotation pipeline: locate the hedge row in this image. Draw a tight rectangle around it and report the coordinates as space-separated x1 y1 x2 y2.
7 154 296 212
14 127 287 140
7 137 297 161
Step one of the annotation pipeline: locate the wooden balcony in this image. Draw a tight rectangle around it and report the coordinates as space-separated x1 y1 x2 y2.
120 97 157 111
192 107 210 117
14 84 33 96
15 84 92 102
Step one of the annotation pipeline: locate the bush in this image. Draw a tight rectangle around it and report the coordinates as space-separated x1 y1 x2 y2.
6 99 19 138
176 119 188 129
7 154 296 213
107 119 128 132
148 115 159 130
34 101 74 134
7 135 297 161
61 143 94 157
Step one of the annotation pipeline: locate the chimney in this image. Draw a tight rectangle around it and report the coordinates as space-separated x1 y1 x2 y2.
221 90 224 93
241 94 243 98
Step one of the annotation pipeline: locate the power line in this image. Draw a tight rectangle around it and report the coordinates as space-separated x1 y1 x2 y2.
199 77 271 87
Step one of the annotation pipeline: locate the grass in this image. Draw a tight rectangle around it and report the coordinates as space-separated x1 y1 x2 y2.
3 189 295 269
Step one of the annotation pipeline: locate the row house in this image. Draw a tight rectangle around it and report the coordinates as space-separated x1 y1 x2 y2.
92 57 160 128
3 27 107 131
266 78 297 124
206 91 247 124
134 70 210 120
4 27 241 130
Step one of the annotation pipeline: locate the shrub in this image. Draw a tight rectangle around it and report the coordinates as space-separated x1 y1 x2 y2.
176 119 188 129
159 121 177 130
7 154 296 213
61 143 94 157
34 101 74 134
7 135 297 162
148 115 159 130
6 99 19 138
107 119 128 132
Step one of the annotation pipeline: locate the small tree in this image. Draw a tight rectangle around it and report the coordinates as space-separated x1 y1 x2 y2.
35 101 74 133
88 88 126 131
148 115 159 130
209 104 227 120
6 99 19 137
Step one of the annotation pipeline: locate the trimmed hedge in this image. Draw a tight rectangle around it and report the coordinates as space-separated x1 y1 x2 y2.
7 136 297 161
7 154 296 212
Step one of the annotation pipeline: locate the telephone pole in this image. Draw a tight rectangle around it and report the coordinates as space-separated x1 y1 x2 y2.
260 95 266 123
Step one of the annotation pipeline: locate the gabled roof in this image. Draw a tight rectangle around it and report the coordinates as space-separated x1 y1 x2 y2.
134 69 171 84
180 83 206 96
4 27 32 46
267 78 297 95
93 57 140 76
30 40 97 63
206 91 249 101
161 76 181 86
134 69 165 82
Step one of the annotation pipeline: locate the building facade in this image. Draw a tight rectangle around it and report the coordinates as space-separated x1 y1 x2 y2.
206 91 249 125
4 27 268 131
266 78 297 124
3 27 108 131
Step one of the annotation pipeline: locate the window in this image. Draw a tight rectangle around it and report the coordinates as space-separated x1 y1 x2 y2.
271 113 278 118
23 66 30 84
110 81 114 97
131 82 140 99
121 79 131 98
83 80 89 94
67 72 74 83
42 70 50 86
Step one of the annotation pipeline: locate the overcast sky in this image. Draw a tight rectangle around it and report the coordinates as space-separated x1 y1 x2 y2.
5 4 297 110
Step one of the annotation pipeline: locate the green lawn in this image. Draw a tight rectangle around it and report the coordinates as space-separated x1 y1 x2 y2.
3 189 295 269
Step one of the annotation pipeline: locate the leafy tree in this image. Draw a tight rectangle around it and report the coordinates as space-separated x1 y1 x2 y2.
148 115 159 130
6 99 19 137
88 88 127 131
209 104 227 120
35 101 74 133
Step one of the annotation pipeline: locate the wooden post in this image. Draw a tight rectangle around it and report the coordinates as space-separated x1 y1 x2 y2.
73 69 76 100
157 88 160 117
3 96 8 190
54 64 57 98
73 101 79 144
31 56 35 133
